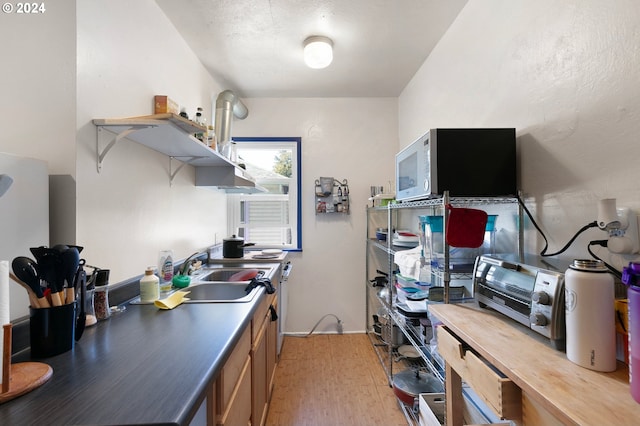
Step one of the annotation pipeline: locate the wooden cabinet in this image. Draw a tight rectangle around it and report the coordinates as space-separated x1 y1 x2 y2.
253 311 269 426
252 293 278 426
208 290 279 426
266 297 278 395
214 326 252 426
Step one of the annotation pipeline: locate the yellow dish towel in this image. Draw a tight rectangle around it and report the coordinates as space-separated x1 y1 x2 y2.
154 291 191 310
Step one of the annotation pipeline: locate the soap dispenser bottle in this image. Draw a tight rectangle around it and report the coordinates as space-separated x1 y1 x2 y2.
158 250 174 293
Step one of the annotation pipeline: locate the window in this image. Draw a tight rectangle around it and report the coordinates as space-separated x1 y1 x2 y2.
228 137 301 251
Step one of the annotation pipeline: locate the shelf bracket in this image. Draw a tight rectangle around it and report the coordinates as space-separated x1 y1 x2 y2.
169 156 203 186
96 125 154 173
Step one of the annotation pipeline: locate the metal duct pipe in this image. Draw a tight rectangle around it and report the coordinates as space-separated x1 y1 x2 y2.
214 90 248 157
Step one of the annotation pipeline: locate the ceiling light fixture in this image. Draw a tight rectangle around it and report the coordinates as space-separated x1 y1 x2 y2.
303 36 333 69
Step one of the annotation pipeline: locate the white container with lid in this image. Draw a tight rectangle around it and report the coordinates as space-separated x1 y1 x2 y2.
140 267 160 303
565 259 616 372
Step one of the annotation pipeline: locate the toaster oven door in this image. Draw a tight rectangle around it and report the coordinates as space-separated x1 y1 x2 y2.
475 262 536 326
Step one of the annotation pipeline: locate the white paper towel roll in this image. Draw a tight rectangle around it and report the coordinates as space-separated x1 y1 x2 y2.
0 260 9 384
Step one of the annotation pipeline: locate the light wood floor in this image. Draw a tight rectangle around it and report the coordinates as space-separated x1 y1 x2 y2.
265 333 408 426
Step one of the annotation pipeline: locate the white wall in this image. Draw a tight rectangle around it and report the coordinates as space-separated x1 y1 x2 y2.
400 0 640 270
234 98 398 333
2 0 232 294
0 2 75 319
75 0 229 282
0 1 76 174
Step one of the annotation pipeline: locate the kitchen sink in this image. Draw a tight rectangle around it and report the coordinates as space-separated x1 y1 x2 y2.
183 282 262 303
130 263 280 305
195 267 270 282
181 265 277 303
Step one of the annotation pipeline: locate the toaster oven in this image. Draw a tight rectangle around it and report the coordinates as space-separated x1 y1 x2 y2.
473 254 567 350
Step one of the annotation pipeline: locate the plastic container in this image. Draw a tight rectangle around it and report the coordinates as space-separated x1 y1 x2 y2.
419 215 478 273
158 250 174 292
140 267 160 303
565 259 616 372
481 215 498 255
621 262 640 403
628 286 640 403
395 283 420 303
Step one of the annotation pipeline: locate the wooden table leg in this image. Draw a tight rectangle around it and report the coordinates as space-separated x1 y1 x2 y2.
445 362 464 426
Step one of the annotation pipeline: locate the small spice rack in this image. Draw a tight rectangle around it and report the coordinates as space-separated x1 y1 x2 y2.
315 178 350 214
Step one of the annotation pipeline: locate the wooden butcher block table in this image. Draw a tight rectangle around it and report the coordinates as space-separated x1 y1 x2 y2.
429 303 640 426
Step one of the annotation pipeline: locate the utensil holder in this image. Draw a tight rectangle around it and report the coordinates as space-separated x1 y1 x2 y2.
29 303 76 358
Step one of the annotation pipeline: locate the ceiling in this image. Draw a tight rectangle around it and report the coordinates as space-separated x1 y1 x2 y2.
155 0 468 98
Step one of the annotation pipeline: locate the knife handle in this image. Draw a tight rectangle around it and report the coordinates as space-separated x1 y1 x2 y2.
36 296 50 308
51 291 64 307
65 287 76 305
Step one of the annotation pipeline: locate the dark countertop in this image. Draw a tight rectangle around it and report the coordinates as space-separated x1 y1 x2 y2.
0 291 263 425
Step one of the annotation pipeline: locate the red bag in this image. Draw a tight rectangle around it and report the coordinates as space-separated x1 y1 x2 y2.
445 204 488 248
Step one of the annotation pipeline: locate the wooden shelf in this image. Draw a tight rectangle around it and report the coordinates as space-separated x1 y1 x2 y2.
93 113 263 191
93 113 231 167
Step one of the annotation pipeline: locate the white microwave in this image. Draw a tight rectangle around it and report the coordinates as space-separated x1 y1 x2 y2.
395 128 517 202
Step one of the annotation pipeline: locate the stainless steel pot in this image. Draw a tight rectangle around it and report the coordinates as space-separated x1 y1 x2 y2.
373 310 406 347
382 323 406 347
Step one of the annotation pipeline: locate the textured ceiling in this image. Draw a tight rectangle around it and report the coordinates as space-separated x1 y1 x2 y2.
156 0 467 98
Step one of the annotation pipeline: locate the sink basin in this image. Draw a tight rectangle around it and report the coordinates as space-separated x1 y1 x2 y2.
129 264 280 305
183 282 262 303
196 267 270 282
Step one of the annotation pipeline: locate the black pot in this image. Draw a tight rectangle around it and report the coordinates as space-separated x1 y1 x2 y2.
223 235 255 258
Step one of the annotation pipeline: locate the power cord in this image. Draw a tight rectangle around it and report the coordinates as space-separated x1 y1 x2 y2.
587 239 623 279
517 195 599 257
290 313 344 337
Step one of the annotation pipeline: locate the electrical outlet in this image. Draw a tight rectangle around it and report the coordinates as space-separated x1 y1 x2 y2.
608 208 640 254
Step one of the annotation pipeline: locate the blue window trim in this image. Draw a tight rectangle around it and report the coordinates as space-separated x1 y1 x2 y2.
232 136 302 252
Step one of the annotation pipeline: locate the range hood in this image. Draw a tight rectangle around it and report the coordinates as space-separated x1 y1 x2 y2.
195 165 266 194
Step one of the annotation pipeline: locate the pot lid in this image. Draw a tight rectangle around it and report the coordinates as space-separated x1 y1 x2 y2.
392 370 443 396
224 235 244 242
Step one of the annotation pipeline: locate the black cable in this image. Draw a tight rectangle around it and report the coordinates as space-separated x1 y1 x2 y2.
588 240 623 279
517 195 599 257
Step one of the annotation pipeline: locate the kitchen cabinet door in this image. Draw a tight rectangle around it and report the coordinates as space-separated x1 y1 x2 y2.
266 299 278 398
252 314 268 426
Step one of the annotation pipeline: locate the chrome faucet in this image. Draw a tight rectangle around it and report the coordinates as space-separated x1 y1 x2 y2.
179 252 201 276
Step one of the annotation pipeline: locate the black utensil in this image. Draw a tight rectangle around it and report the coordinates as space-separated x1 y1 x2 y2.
11 256 50 308
61 247 80 304
34 247 64 306
74 261 87 341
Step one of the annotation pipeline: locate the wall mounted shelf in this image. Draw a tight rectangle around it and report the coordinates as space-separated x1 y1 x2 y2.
314 178 349 214
93 113 264 192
